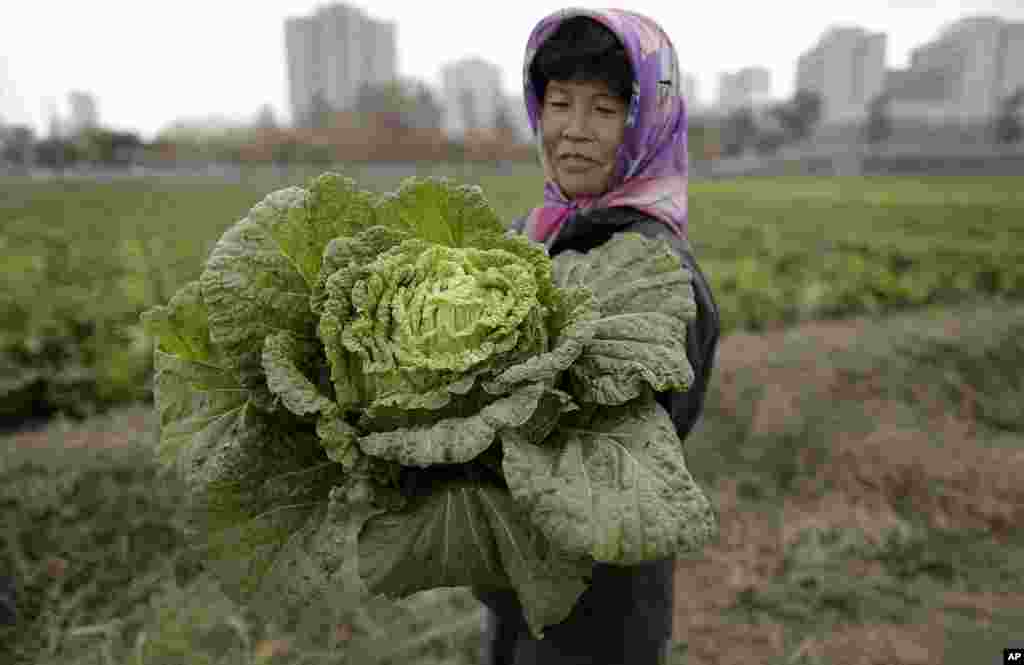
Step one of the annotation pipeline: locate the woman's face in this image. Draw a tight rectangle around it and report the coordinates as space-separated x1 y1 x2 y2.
540 79 627 199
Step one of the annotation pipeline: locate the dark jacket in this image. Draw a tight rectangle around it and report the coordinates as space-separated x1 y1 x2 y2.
475 206 721 665
0 575 15 625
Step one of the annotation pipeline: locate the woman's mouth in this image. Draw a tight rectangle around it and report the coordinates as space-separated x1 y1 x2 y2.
560 154 597 171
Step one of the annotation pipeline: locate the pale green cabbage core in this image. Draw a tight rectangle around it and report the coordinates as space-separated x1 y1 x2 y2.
344 241 540 377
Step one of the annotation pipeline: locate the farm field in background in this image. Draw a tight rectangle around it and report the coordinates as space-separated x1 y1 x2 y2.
2 169 1023 664
3 168 1021 424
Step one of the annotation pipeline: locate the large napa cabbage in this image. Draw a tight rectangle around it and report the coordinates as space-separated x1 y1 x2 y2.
141 173 716 638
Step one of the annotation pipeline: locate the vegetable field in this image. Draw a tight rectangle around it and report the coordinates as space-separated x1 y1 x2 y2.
3 170 1021 425
3 169 1023 664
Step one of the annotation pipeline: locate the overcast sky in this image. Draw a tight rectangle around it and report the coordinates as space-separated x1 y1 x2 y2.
2 0 1023 140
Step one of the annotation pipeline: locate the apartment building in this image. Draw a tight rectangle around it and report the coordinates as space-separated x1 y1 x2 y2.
887 16 1024 123
795 26 886 125
716 67 772 112
67 91 99 135
284 3 397 127
440 57 503 138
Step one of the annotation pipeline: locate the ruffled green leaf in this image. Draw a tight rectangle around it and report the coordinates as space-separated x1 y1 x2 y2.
140 281 214 362
144 282 245 470
146 282 353 623
503 387 577 445
359 479 510 593
316 411 359 468
502 394 717 564
262 330 334 417
252 173 377 289
476 483 592 639
373 177 506 248
319 235 552 415
206 468 393 629
200 190 316 371
483 285 597 396
552 232 698 405
358 478 590 638
312 225 409 315
151 349 249 471
358 383 547 467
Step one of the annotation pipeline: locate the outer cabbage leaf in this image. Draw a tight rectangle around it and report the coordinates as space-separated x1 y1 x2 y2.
142 282 247 470
551 232 697 405
254 173 377 289
262 330 362 467
199 188 317 371
373 177 506 249
502 387 577 445
357 382 548 467
262 330 334 417
476 482 593 639
204 461 400 632
316 411 360 468
139 281 215 362
358 477 590 639
143 282 354 625
483 285 597 396
501 394 717 565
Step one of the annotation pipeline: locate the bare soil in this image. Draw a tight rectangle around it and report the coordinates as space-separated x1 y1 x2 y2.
671 318 1024 664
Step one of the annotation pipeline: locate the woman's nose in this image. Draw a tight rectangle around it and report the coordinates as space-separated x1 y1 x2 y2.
563 107 593 138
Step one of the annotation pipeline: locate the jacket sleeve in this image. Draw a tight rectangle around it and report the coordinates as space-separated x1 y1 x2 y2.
619 219 721 444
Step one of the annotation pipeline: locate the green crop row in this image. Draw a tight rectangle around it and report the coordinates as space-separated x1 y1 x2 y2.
1 171 1021 425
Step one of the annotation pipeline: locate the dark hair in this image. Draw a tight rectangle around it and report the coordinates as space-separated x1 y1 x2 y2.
530 16 634 104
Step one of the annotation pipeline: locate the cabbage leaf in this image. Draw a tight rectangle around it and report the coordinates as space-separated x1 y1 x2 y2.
501 394 717 565
552 232 697 405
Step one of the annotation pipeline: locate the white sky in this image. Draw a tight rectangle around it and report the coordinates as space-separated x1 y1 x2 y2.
2 0 1023 140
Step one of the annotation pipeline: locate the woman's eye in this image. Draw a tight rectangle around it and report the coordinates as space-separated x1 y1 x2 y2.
597 107 617 115
549 101 569 109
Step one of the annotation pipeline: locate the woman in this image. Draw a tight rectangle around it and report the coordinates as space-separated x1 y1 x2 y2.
475 9 721 665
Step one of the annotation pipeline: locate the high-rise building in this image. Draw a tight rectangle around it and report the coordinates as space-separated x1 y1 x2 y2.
795 26 886 125
440 57 503 138
886 16 1024 123
716 67 772 112
68 91 99 134
284 3 397 127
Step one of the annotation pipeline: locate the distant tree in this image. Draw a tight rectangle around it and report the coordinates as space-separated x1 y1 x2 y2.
355 80 427 130
35 137 79 169
1 125 35 166
459 89 478 133
494 93 518 138
309 90 333 130
770 89 823 143
864 92 892 145
755 125 787 155
687 119 721 161
411 85 443 130
720 106 758 157
255 104 278 130
76 128 143 165
993 87 1024 145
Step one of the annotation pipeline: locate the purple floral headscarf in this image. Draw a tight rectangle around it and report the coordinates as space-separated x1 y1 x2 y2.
522 8 689 246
